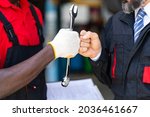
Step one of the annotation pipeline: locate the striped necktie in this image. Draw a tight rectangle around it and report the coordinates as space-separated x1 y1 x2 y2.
134 9 146 42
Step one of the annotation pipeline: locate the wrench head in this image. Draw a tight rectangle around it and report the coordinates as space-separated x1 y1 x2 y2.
61 76 70 87
69 4 78 18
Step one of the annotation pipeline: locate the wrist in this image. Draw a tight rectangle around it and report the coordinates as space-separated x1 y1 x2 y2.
90 49 102 60
90 50 101 61
47 41 57 59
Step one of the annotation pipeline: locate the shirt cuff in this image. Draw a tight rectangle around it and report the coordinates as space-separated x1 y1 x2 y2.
90 49 102 61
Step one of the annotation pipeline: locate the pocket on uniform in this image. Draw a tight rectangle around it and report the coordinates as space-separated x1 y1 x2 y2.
143 66 150 84
141 48 150 84
111 47 116 78
111 44 124 79
110 35 125 79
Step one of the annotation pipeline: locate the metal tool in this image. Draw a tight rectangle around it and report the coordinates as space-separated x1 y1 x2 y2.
61 4 78 87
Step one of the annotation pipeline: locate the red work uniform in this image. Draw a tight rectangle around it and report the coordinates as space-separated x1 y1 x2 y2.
0 0 46 99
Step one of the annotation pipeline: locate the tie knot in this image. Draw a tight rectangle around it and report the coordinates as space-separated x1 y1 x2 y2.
137 9 146 19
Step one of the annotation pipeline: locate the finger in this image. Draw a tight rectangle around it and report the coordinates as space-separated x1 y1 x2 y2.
82 31 92 40
91 32 99 41
79 49 90 57
79 47 88 53
80 41 90 48
80 30 87 36
82 31 99 41
80 38 91 43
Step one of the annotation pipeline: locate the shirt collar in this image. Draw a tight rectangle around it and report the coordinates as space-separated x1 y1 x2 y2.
144 2 150 19
135 2 150 18
0 0 29 9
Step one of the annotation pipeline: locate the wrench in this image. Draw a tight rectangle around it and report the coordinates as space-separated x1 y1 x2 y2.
61 4 78 87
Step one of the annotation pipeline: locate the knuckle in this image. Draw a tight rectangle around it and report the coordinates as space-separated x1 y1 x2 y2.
81 42 84 46
92 32 98 38
80 30 86 35
87 31 92 35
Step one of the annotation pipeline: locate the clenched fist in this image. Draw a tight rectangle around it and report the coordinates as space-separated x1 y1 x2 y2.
79 30 102 59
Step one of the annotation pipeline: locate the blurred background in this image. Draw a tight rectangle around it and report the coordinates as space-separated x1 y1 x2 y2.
29 0 122 99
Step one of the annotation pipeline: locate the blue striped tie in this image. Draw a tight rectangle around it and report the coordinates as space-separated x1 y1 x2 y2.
134 9 146 42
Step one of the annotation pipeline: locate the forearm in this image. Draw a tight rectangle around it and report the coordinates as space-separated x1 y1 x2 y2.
90 49 112 87
0 45 54 99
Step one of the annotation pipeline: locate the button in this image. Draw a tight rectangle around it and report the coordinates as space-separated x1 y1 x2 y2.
33 86 37 89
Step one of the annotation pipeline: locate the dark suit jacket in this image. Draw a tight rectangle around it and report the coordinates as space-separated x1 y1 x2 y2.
90 11 150 99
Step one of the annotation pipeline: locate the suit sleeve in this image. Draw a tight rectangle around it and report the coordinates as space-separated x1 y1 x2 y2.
90 17 113 88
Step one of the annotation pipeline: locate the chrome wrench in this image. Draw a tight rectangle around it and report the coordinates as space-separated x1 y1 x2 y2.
61 4 78 87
